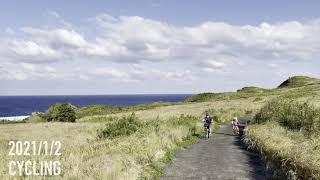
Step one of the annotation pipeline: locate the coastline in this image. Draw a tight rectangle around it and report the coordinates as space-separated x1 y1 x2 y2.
0 94 192 118
0 116 30 121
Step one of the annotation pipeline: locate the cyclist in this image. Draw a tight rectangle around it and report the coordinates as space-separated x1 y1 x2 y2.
231 117 240 135
203 112 212 138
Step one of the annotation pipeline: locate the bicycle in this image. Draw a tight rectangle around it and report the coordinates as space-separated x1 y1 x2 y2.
204 123 211 138
232 125 239 135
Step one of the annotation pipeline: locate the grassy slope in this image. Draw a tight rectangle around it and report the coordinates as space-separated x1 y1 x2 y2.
278 76 320 88
243 77 320 179
245 122 320 179
1 76 320 179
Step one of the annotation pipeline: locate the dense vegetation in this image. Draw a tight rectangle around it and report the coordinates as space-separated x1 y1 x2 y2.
254 99 320 135
246 98 320 179
44 103 76 122
97 113 142 139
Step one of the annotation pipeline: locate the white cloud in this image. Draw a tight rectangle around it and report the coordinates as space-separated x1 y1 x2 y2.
1 14 320 83
163 70 194 81
199 60 226 72
3 15 320 65
9 40 62 63
90 67 136 82
0 63 58 80
87 66 195 83
21 28 87 48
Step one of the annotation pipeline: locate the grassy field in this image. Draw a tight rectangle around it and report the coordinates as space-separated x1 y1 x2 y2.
0 99 251 179
1 76 320 179
245 122 320 179
245 98 320 179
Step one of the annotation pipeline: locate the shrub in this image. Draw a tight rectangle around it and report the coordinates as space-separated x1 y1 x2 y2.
254 98 320 134
168 114 202 137
26 114 46 123
204 108 248 124
97 113 142 139
44 103 76 122
169 114 197 126
76 105 122 119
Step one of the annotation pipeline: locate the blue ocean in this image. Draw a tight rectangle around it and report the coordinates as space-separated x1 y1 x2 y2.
0 94 193 117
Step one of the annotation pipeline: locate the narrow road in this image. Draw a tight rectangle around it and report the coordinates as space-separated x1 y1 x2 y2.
161 125 267 180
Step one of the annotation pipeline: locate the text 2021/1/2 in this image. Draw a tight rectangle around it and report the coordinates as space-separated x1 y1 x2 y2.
8 141 62 176
8 141 61 156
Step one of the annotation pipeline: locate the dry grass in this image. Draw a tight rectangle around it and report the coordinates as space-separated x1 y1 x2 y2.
0 121 196 179
2 79 320 179
0 98 257 179
78 99 261 123
245 122 320 179
0 113 207 179
245 93 320 179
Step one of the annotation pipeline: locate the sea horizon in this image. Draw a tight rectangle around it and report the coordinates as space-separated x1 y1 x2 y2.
0 93 195 97
0 94 193 117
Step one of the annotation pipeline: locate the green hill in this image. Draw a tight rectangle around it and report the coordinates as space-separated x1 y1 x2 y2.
278 76 320 88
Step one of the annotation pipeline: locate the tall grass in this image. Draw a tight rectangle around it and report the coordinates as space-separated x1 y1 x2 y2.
97 113 142 139
245 122 320 179
246 98 320 179
76 105 122 119
76 102 179 119
254 98 320 135
0 113 205 179
3 78 320 179
205 107 254 123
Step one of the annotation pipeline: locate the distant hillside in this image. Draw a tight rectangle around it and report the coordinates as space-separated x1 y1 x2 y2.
236 86 267 93
278 76 320 88
186 76 320 102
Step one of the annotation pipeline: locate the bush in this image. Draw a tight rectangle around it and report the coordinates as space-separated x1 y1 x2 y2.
254 98 320 134
169 114 197 126
168 114 202 137
97 113 142 139
76 105 122 119
44 103 76 122
204 108 248 124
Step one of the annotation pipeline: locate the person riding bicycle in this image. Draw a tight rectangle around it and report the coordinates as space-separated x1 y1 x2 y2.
231 117 240 134
203 112 212 135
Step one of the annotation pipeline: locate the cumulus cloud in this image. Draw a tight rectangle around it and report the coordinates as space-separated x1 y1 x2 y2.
90 67 138 82
9 40 62 63
3 14 320 65
87 65 195 83
198 59 227 72
1 14 320 82
21 27 87 48
162 70 194 81
0 63 58 80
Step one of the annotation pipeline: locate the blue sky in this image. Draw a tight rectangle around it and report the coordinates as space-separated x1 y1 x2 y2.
2 0 320 26
1 1 320 95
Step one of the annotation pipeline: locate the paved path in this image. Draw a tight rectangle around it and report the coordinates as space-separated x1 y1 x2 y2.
161 125 267 180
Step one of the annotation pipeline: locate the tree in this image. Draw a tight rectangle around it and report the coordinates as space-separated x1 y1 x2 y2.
45 103 76 122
